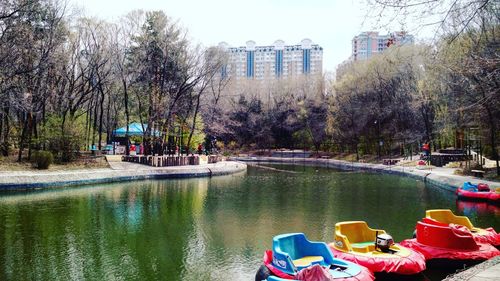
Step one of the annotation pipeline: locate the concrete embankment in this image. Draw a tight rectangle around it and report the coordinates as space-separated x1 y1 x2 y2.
0 161 247 190
443 256 500 281
230 156 499 192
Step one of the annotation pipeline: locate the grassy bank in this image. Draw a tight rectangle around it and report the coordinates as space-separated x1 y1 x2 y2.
0 154 109 171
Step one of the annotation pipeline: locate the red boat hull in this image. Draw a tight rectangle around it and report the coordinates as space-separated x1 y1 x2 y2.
400 238 499 261
401 220 500 263
329 245 426 275
421 217 500 247
457 188 500 203
260 250 374 281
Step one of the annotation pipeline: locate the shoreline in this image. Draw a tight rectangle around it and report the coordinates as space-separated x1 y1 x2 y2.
0 161 247 191
230 156 499 192
443 256 500 280
0 155 498 192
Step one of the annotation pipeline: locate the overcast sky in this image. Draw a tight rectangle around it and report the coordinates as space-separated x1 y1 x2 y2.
70 0 426 72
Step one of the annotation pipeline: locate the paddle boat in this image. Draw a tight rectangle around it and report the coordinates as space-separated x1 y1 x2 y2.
400 215 500 268
456 182 500 203
424 209 500 247
255 233 373 281
328 221 426 276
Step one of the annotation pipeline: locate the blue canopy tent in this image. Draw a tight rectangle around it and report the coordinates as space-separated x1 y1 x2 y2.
112 122 160 137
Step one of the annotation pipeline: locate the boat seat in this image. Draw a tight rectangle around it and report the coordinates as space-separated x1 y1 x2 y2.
351 241 375 253
293 256 324 269
351 241 374 248
426 209 474 229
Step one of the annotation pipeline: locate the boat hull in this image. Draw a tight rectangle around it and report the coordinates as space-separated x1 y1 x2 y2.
257 250 374 281
457 188 500 203
421 217 500 247
328 244 426 275
400 238 500 263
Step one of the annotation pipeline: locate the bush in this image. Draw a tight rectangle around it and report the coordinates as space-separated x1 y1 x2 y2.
35 114 85 163
227 141 238 150
51 134 81 162
32 151 54 169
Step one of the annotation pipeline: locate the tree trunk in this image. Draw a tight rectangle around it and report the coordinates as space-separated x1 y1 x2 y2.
187 91 202 150
106 93 112 145
354 142 359 161
2 106 10 156
92 95 98 147
0 112 3 147
17 113 29 162
98 88 105 150
143 86 156 156
27 115 34 161
122 79 130 156
86 102 92 150
61 110 67 137
485 105 499 175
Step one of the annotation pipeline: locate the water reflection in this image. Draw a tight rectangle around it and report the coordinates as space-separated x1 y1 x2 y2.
0 167 497 281
456 200 500 217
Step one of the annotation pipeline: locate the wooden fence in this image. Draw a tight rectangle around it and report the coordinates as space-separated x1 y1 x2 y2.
122 155 221 167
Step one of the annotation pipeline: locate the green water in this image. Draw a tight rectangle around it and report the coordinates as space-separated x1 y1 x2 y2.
0 165 498 280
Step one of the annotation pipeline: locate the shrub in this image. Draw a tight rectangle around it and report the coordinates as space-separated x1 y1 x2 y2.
32 151 54 169
227 141 238 150
216 140 225 151
35 114 85 163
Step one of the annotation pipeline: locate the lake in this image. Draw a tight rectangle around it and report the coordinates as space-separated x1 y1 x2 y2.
0 165 498 280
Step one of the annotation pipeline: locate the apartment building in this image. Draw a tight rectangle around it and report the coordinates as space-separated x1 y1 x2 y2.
352 31 414 61
218 39 323 80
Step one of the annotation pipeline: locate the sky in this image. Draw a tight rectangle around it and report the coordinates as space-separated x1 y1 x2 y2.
70 0 426 72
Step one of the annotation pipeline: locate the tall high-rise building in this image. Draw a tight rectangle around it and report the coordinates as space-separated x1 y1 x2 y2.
351 31 414 61
218 39 323 80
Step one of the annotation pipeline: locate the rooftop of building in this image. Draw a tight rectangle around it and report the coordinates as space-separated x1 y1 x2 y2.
353 31 414 39
219 39 323 52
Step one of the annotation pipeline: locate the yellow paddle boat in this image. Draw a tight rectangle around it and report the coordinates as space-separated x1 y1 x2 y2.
329 221 426 275
424 209 500 246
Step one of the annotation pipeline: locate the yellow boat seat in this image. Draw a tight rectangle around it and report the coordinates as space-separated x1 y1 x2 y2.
334 221 385 252
426 209 474 230
293 256 324 268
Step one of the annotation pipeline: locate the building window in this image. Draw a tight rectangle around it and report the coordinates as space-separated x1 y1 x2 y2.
246 51 254 78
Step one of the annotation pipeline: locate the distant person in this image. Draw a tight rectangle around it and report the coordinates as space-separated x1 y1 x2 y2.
421 141 430 164
130 143 136 156
197 143 203 155
422 142 430 157
211 137 217 154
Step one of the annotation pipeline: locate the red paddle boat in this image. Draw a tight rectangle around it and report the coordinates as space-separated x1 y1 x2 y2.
457 182 500 204
424 209 500 247
400 217 500 267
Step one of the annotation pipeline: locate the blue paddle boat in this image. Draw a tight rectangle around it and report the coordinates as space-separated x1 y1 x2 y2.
256 233 373 281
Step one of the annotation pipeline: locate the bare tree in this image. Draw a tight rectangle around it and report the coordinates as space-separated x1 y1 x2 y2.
366 0 495 41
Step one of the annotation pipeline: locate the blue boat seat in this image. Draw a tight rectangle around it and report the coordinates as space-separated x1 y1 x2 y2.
270 233 364 279
272 233 335 275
